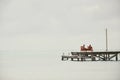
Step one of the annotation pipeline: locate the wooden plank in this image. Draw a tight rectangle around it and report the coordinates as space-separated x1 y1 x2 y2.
71 51 120 55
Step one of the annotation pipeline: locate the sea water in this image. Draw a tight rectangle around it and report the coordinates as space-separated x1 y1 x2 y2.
0 51 120 80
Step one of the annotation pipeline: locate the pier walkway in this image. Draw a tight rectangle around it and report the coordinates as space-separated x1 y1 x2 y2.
61 51 120 61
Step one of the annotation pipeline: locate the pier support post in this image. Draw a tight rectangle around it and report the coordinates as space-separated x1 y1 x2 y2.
62 57 64 60
116 54 118 61
77 58 79 61
105 53 108 61
108 54 110 61
71 58 73 61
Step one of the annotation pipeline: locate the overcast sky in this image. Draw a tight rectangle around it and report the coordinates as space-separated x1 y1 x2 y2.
0 0 120 52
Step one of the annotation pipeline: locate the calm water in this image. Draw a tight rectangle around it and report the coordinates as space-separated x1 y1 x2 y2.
0 51 120 80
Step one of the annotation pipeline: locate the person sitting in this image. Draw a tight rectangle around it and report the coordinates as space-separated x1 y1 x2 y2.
87 44 93 51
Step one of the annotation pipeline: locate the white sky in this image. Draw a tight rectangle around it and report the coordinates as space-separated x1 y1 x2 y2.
0 0 120 52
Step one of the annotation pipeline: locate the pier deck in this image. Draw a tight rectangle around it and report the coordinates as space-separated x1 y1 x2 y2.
61 51 120 61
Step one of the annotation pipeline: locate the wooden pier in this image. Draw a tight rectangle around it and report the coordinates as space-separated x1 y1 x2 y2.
61 51 120 61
